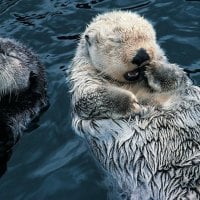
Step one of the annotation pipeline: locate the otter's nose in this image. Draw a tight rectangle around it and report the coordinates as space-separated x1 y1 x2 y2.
132 48 150 66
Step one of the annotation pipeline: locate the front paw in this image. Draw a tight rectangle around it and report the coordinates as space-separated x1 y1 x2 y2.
111 92 141 119
145 63 163 92
145 62 187 92
129 94 141 114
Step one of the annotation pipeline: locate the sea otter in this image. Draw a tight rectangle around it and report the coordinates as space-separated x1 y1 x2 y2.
0 38 48 176
68 11 190 120
68 11 200 199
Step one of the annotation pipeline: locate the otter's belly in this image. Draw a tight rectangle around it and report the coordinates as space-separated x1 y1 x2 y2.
72 86 200 199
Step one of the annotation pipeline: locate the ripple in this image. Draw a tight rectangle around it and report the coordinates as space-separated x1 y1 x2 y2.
57 34 80 41
0 0 21 15
76 3 92 9
13 12 50 26
121 0 153 10
76 0 105 9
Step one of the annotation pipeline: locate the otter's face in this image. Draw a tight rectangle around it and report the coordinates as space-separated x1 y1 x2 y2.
0 38 30 97
83 12 166 83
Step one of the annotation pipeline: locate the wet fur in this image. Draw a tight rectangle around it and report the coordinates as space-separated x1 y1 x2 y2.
73 85 200 199
69 11 200 199
0 38 48 176
69 11 190 119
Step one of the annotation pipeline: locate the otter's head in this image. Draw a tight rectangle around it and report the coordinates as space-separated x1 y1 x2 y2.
82 11 166 83
0 38 32 97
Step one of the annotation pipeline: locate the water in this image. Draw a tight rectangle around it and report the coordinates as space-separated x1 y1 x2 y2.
0 0 199 199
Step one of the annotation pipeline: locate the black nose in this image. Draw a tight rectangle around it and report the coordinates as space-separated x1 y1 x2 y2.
132 48 150 66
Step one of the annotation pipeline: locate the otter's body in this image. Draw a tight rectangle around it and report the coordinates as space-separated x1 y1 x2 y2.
69 11 200 200
69 11 190 120
0 38 47 176
73 85 200 200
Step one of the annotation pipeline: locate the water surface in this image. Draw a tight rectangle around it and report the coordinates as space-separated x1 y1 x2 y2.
0 0 199 199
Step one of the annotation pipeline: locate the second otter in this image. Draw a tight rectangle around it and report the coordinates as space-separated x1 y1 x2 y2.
0 38 48 176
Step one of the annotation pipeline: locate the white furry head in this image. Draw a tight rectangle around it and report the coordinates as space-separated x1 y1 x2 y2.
70 11 191 115
80 11 166 83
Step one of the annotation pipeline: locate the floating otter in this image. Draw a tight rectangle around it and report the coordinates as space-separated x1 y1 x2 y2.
0 38 48 176
69 11 190 120
69 11 200 199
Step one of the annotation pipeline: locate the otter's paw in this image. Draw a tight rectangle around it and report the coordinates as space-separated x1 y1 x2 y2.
129 94 141 114
116 93 141 119
145 64 163 92
109 90 141 119
145 62 188 92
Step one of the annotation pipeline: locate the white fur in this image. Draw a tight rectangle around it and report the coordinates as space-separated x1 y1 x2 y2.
69 11 200 199
81 11 166 83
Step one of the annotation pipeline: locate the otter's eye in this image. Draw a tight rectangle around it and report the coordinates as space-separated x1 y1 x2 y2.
108 37 122 43
124 68 140 81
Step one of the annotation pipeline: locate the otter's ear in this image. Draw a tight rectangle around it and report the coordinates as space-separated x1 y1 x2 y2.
85 34 91 46
84 31 101 46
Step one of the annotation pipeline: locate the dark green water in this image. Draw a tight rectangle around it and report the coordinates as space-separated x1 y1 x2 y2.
0 0 199 199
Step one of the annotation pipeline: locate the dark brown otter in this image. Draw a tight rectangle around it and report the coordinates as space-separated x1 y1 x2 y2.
0 38 48 177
